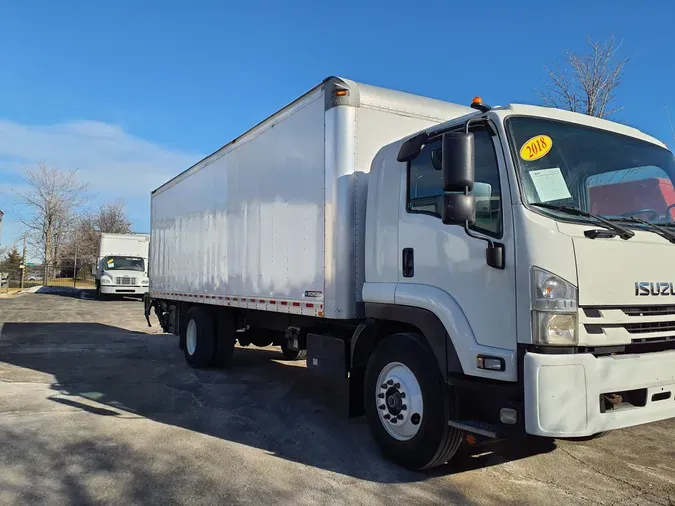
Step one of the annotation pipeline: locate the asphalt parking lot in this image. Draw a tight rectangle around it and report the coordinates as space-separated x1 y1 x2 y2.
0 290 674 505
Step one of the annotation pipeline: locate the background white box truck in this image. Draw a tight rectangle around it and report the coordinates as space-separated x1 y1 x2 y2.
145 77 675 470
96 233 150 297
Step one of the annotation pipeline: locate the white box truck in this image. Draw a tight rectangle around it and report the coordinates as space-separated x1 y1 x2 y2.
96 233 150 296
145 77 675 470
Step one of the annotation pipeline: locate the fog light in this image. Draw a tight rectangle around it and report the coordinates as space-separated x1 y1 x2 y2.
477 355 505 371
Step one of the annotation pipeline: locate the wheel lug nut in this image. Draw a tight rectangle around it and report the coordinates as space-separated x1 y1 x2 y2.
384 414 390 419
398 414 404 420
378 393 385 399
402 404 407 410
390 418 397 424
400 392 406 399
379 404 386 410
380 383 387 389
394 382 400 389
387 379 393 386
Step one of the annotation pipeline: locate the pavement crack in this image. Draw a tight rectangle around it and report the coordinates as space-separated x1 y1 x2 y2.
558 447 662 501
608 490 672 506
493 466 600 504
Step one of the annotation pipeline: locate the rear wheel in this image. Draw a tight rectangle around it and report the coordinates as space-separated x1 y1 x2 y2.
364 333 462 470
182 306 216 368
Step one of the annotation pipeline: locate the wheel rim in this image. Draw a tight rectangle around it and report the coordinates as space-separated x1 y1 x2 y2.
186 319 197 356
375 361 423 441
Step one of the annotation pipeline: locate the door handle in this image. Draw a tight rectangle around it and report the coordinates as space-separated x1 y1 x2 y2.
402 248 414 278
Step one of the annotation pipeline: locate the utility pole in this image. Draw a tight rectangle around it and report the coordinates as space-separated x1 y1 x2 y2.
73 230 78 289
20 233 26 289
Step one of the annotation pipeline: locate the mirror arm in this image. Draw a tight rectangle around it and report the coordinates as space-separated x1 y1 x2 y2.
462 220 505 270
463 117 496 136
463 221 494 248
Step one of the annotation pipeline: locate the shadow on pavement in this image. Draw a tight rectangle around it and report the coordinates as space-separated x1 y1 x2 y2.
0 322 555 489
32 286 86 298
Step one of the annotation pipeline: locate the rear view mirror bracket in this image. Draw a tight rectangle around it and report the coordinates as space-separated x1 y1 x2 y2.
463 224 505 270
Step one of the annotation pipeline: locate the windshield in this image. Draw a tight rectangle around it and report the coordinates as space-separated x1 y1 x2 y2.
507 116 675 225
104 256 145 272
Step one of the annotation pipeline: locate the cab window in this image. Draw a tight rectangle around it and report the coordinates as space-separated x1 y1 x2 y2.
407 127 503 237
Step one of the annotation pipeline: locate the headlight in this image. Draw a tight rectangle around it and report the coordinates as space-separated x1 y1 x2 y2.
531 267 578 345
101 276 112 285
141 279 149 285
533 312 577 345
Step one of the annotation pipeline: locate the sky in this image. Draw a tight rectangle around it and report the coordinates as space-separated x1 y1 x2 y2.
1 0 674 252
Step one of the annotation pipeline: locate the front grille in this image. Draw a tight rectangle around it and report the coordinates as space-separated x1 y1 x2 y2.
631 335 675 344
623 306 675 317
623 321 675 334
116 277 137 285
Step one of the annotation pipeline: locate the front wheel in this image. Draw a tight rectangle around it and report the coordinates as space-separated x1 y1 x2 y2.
364 333 462 470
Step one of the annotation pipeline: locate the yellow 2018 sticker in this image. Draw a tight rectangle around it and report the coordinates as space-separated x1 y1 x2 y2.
520 135 552 161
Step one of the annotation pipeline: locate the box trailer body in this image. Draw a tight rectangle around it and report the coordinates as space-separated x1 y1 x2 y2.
147 77 675 470
97 233 150 296
150 78 472 319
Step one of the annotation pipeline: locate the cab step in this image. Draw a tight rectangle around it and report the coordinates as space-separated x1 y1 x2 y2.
448 420 499 439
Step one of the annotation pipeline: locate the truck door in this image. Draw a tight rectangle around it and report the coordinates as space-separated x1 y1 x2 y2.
397 123 517 374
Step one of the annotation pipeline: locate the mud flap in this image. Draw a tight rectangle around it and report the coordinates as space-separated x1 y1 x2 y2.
143 293 153 328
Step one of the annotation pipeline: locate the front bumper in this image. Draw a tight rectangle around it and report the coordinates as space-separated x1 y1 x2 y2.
524 350 675 437
100 285 148 295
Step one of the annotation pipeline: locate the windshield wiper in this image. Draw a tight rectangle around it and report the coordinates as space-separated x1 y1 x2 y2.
610 216 675 244
530 203 635 240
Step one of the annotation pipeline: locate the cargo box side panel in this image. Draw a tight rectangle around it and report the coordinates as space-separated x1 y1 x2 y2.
350 106 462 309
151 93 325 312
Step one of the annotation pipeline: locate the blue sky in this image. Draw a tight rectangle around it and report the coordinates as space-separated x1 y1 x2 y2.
1 0 674 251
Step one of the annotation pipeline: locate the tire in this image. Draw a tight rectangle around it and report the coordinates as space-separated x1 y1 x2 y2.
364 333 462 470
213 310 236 368
280 340 307 360
182 306 216 368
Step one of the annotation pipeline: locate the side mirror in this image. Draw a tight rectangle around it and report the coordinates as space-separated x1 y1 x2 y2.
441 132 476 225
91 265 97 276
442 131 475 192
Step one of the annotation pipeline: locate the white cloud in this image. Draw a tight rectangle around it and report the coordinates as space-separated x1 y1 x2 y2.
0 119 202 244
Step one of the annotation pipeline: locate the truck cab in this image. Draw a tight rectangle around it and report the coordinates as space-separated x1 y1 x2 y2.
96 255 149 296
365 100 675 442
96 233 150 297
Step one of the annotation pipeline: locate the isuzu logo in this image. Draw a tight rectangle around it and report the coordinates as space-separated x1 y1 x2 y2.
635 282 675 296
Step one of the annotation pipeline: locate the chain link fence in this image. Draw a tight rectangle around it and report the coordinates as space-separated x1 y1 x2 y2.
0 262 96 293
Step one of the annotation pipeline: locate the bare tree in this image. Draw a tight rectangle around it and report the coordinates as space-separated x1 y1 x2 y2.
60 201 133 277
94 201 132 235
14 162 90 285
537 37 630 118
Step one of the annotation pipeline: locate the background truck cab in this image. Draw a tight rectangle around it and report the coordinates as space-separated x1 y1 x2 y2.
95 233 150 297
